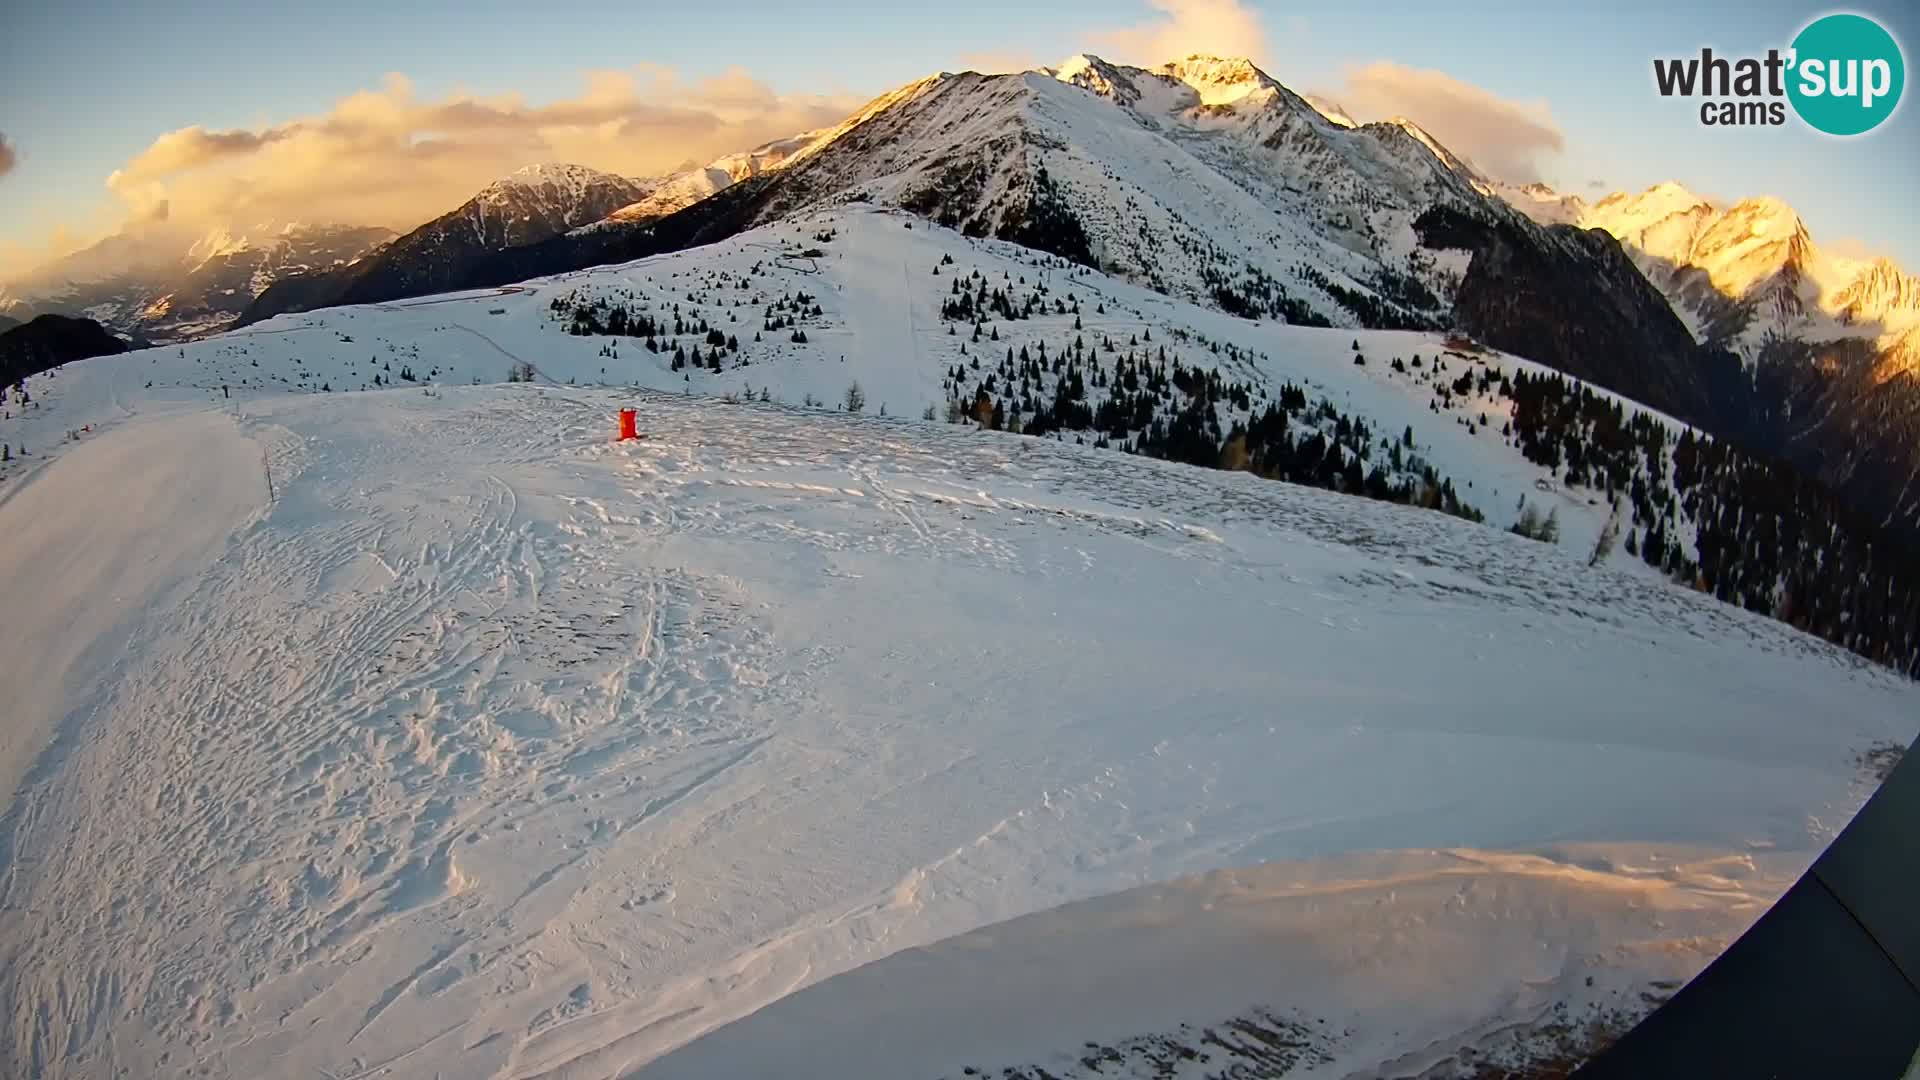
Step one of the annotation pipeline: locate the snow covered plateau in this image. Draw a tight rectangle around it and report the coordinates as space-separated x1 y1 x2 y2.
1 208 1915 1079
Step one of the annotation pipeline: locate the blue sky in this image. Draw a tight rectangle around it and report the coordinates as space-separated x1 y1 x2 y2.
2 0 1915 274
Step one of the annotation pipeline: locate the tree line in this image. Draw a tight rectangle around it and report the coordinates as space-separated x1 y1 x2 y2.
1506 367 1920 676
939 328 1485 526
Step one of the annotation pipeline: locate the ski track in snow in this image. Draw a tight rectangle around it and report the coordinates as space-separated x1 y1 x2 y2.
1 209 1917 1078
0 381 1913 1080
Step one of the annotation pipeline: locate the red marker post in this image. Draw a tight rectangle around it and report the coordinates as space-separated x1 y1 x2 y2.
617 408 638 441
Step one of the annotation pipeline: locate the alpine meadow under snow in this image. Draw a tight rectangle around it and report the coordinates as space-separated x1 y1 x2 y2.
4 43 1920 1080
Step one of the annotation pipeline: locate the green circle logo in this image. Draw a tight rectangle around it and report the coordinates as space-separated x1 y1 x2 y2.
1788 13 1905 135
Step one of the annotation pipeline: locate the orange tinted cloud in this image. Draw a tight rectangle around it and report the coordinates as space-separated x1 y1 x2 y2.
955 48 1045 75
0 133 16 179
11 66 860 278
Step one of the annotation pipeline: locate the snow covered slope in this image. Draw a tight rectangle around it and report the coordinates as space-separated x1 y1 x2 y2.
2 345 1913 1079
34 207 1920 684
10 207 1699 569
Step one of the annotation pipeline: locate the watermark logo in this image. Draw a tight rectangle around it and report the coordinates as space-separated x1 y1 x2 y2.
1789 13 1904 134
1653 11 1905 135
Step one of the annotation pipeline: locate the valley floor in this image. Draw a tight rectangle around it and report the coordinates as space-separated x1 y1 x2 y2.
0 384 1913 1079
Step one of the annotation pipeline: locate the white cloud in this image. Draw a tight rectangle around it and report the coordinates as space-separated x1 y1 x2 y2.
1318 62 1565 183
1827 235 1895 262
1092 0 1268 66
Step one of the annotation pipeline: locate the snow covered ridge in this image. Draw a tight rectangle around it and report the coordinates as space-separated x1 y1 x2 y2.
1 364 1913 1077
575 129 839 236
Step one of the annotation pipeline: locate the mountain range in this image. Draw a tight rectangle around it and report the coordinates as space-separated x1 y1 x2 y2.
0 223 394 344
7 52 1919 538
281 163 660 316
233 59 1755 376
232 58 1816 453
250 53 1723 423
1514 180 1920 362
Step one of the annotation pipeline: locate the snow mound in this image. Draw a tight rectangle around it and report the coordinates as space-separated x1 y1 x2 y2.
638 845 1803 1079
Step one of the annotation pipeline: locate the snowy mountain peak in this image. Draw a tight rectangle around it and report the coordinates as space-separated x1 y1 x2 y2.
1647 179 1707 203
1051 54 1145 105
1153 55 1280 106
501 162 609 184
1690 197 1814 283
187 226 251 262
1302 94 1358 128
1052 53 1111 80
183 221 351 266
1590 182 1714 223
590 129 834 232
1494 181 1588 226
709 128 833 183
1835 257 1920 326
0 220 393 342
476 162 635 206
1720 195 1805 238
1050 53 1286 110
461 163 653 243
1385 117 1466 170
1390 117 1443 157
